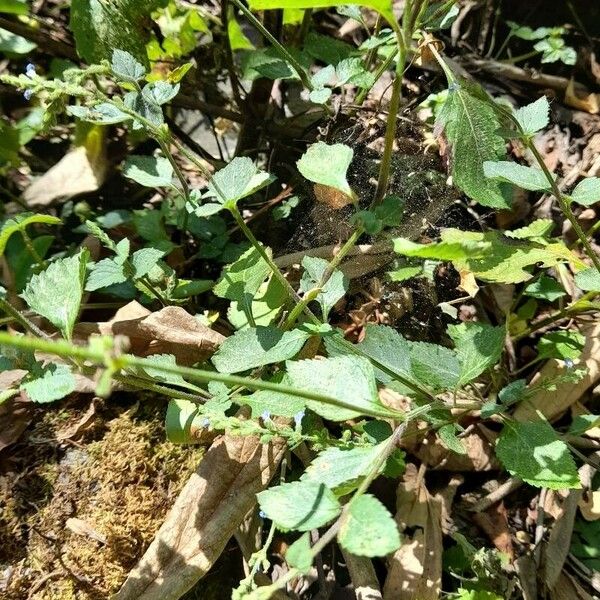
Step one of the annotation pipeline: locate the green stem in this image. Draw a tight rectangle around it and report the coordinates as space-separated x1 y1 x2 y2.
0 297 50 339
355 47 398 106
156 136 191 229
500 49 541 65
21 229 45 267
113 373 210 403
229 0 314 91
524 139 600 275
373 32 407 205
0 332 402 420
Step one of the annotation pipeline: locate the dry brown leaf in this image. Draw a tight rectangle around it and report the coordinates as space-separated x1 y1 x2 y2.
114 430 287 600
313 183 355 209
565 79 600 114
514 322 600 422
411 428 498 471
23 144 107 207
0 393 33 451
458 269 479 297
472 502 514 559
383 464 442 600
55 398 98 441
78 303 224 365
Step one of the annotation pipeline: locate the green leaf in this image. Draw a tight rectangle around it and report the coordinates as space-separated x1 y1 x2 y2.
257 481 341 531
448 322 505 387
287 355 383 421
309 87 332 104
523 274 565 301
304 31 354 65
165 398 206 444
227 6 255 50
228 276 287 330
297 142 355 200
213 326 311 373
142 81 180 105
571 177 600 206
303 442 387 492
70 0 159 64
21 363 75 404
408 340 460 390
134 353 189 387
514 96 550 136
0 0 28 15
85 258 127 291
67 102 131 125
338 494 400 557
568 414 600 436
537 330 585 361
575 268 600 291
353 324 412 384
123 155 173 187
206 156 273 206
248 0 395 28
241 374 305 418
394 228 583 284
124 91 164 129
496 420 580 489
0 28 36 53
299 256 348 319
111 48 145 82
483 161 552 192
214 245 272 304
436 81 508 208
21 250 88 340
131 247 165 278
0 212 61 256
286 533 312 572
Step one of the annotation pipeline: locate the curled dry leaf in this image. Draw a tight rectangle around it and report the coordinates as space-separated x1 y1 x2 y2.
565 79 600 114
78 302 225 365
579 491 600 521
115 429 287 600
55 398 99 441
314 183 355 209
514 322 600 422
0 393 33 451
472 502 514 560
383 464 442 600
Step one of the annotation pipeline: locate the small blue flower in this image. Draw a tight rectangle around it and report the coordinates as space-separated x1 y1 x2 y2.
201 417 211 428
25 63 36 78
23 89 33 101
564 358 574 369
259 510 266 519
293 410 305 427
261 410 271 422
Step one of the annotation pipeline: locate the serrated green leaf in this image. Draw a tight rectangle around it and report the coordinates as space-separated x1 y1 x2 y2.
21 250 88 340
483 161 552 191
123 155 173 187
111 48 145 82
408 340 460 390
21 363 75 404
287 355 382 421
436 81 508 208
142 81 180 105
309 87 332 104
568 414 600 436
303 442 386 492
537 330 585 361
85 258 127 291
514 96 550 136
0 28 36 53
124 90 163 129
206 157 273 206
496 420 580 489
228 276 287 330
286 533 312 572
523 274 565 301
575 268 600 291
571 177 600 207
448 322 505 386
0 212 61 256
134 353 189 387
338 494 400 556
438 423 466 454
213 326 311 373
257 481 341 531
297 142 355 200
214 245 272 308
299 256 348 319
353 324 412 384
131 247 165 278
